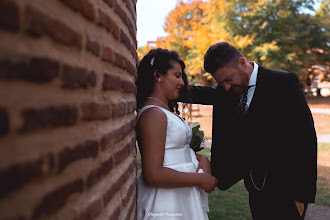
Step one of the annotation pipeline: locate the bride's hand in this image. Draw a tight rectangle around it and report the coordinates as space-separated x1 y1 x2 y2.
198 173 218 193
196 154 211 174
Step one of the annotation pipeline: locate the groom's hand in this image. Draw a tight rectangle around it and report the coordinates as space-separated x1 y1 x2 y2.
196 154 211 174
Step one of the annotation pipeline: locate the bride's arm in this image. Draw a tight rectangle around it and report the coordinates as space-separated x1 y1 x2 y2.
195 154 211 174
137 108 217 193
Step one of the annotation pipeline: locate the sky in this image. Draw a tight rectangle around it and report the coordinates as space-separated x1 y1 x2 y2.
136 0 322 47
136 0 178 47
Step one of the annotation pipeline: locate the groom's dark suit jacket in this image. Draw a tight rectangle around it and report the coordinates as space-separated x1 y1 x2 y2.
189 65 317 203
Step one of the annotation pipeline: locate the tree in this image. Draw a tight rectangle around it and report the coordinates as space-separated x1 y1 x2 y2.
219 0 329 76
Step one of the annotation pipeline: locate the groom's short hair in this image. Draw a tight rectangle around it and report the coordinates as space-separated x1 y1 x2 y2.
204 42 244 74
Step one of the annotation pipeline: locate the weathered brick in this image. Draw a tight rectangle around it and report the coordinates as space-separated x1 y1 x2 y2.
120 29 131 51
114 3 128 26
60 0 81 11
127 61 137 78
0 158 43 198
126 196 136 220
61 65 96 89
112 102 126 117
101 46 114 63
126 0 135 20
0 0 19 32
126 100 136 113
103 175 124 205
103 0 113 8
127 18 136 40
110 204 121 220
59 140 99 172
32 179 83 219
19 106 78 132
0 58 59 83
81 0 95 21
74 198 103 220
86 36 100 56
87 157 113 188
120 123 131 137
0 107 9 136
25 7 82 49
130 117 136 130
122 80 136 94
113 142 130 165
81 103 111 121
113 52 127 69
122 180 135 206
98 10 120 39
102 73 121 90
101 128 122 151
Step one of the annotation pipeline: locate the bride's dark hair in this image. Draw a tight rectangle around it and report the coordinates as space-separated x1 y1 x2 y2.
136 48 190 114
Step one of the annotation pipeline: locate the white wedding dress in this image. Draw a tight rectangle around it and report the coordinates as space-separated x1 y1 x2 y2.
137 105 209 220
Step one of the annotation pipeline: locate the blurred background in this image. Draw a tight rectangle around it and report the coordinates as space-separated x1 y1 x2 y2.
136 0 329 219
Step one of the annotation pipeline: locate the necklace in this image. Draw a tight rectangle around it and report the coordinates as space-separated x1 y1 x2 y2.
147 97 170 110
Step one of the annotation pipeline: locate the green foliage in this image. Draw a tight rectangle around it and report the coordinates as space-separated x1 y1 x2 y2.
149 0 329 82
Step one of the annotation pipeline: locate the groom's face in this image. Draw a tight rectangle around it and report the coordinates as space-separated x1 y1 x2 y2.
212 64 249 94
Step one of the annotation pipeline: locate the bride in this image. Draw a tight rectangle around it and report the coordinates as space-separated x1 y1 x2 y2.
136 48 218 219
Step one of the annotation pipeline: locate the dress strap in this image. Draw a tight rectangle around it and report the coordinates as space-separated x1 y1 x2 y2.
137 105 167 122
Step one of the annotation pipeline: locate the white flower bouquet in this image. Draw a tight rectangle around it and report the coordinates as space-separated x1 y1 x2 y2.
189 122 206 153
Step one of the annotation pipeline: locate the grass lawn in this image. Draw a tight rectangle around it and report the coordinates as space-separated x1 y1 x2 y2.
136 143 330 219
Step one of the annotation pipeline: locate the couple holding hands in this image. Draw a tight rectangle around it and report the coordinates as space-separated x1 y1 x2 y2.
135 42 317 220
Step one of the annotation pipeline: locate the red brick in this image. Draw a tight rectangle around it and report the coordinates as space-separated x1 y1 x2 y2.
59 140 99 172
32 179 83 219
0 58 59 83
0 107 9 136
74 198 103 220
126 0 135 20
112 102 126 117
122 80 136 94
122 180 135 206
113 52 127 69
0 158 43 198
0 0 19 32
61 65 96 89
25 7 82 49
126 100 136 113
100 128 122 151
127 18 136 39
60 0 81 11
98 10 120 39
81 103 111 121
101 46 114 63
120 123 131 137
81 0 95 21
103 175 125 205
130 117 136 130
127 61 137 78
110 204 121 220
87 157 113 188
103 0 114 8
113 142 130 165
120 29 131 51
102 73 121 90
19 105 78 132
86 36 100 56
114 3 128 26
126 196 136 220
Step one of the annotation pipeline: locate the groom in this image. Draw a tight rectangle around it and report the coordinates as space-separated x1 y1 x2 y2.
189 42 317 219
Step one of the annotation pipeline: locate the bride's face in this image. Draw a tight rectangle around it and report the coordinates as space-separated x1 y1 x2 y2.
159 61 184 100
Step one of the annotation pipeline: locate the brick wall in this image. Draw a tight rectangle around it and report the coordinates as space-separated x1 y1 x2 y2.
0 0 137 219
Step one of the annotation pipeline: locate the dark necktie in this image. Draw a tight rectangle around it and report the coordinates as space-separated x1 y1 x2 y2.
237 87 250 118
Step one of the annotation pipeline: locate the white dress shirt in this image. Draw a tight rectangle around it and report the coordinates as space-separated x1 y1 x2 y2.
245 61 258 111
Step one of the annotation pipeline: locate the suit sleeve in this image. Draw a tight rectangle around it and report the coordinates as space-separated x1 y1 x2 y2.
187 85 219 105
282 73 317 203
